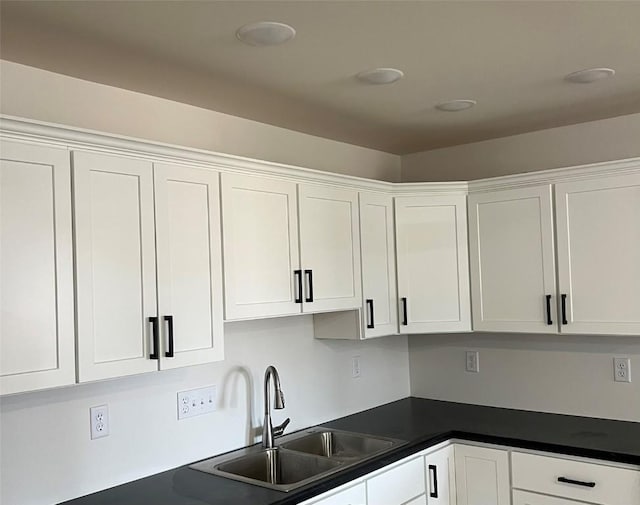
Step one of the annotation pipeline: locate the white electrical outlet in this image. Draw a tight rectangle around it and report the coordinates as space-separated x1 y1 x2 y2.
177 385 217 420
90 405 109 439
614 357 631 383
466 351 479 373
352 356 361 378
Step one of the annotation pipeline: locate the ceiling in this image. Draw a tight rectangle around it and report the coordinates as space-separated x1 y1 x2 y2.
1 1 640 154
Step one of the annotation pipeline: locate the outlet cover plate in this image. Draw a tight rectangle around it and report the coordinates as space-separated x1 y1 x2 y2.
90 404 109 439
614 357 631 383
177 385 217 420
466 351 480 373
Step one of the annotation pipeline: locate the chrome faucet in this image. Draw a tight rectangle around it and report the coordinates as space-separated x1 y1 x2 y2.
262 365 290 449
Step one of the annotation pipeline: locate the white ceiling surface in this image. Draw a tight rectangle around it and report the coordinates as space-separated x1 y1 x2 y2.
2 1 640 154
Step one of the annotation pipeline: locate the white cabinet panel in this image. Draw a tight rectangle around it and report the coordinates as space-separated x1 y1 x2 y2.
512 451 640 505
396 195 470 334
406 496 428 505
154 163 224 369
468 186 557 333
0 141 75 394
299 184 361 312
221 173 300 319
359 192 397 338
301 482 366 505
367 456 425 505
513 490 581 505
425 446 456 505
454 445 510 505
74 151 158 382
555 173 640 335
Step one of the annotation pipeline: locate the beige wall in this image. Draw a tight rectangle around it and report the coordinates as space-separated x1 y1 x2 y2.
0 60 401 182
409 333 640 423
402 112 640 182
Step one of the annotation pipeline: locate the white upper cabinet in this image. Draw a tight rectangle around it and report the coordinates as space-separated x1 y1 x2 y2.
468 186 557 333
555 173 640 335
359 192 397 338
395 195 471 334
221 173 301 320
298 184 362 313
153 163 224 369
74 152 224 382
1 141 76 395
74 151 159 381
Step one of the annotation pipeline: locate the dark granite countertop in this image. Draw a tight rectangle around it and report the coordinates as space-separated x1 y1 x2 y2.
60 398 640 505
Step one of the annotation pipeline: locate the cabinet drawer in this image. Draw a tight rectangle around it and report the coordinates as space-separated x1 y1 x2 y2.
367 456 425 505
511 452 640 505
513 490 583 505
302 482 366 505
405 495 427 505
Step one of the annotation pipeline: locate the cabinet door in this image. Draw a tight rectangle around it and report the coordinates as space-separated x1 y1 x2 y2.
454 445 510 505
425 446 456 505
395 195 471 334
299 184 362 313
367 455 425 505
301 482 366 505
359 192 398 338
468 186 557 333
154 163 224 369
555 173 640 335
1 141 75 394
74 151 158 382
513 490 581 505
221 173 301 320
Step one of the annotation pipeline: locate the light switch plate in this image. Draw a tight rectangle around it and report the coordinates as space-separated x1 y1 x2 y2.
177 385 217 420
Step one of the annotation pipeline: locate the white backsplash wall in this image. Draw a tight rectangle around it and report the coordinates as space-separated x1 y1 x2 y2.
0 316 410 505
409 332 640 423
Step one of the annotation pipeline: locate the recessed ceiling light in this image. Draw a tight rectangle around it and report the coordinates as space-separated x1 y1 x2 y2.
236 21 296 46
356 68 404 85
435 99 477 112
565 68 615 84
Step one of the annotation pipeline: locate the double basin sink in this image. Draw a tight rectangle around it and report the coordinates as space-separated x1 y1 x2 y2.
190 427 406 492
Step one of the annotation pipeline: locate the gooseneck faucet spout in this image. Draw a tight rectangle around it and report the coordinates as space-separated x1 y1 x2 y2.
262 365 290 449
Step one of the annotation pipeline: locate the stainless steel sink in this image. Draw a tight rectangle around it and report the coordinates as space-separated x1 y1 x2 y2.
280 430 397 463
190 428 405 492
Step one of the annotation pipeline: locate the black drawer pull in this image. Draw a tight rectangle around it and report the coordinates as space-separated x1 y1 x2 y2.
294 270 302 304
149 316 159 360
401 297 408 326
545 294 553 325
304 269 314 303
164 315 174 358
557 476 596 488
366 299 374 329
428 464 439 498
561 293 568 325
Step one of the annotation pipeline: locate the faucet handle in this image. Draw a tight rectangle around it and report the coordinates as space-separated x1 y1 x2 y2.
273 417 291 437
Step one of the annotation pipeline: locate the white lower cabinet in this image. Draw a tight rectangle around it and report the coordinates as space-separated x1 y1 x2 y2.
425 446 456 505
0 140 76 395
511 451 640 505
367 455 426 505
454 445 510 505
301 482 366 505
512 490 580 505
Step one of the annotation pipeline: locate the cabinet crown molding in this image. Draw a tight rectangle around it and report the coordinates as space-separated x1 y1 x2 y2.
2 114 639 193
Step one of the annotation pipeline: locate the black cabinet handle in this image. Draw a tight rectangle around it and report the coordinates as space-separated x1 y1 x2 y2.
428 464 439 498
546 294 553 325
149 316 159 360
164 315 174 358
366 299 374 329
557 476 596 488
304 269 314 302
561 294 568 325
294 270 302 304
401 297 408 326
